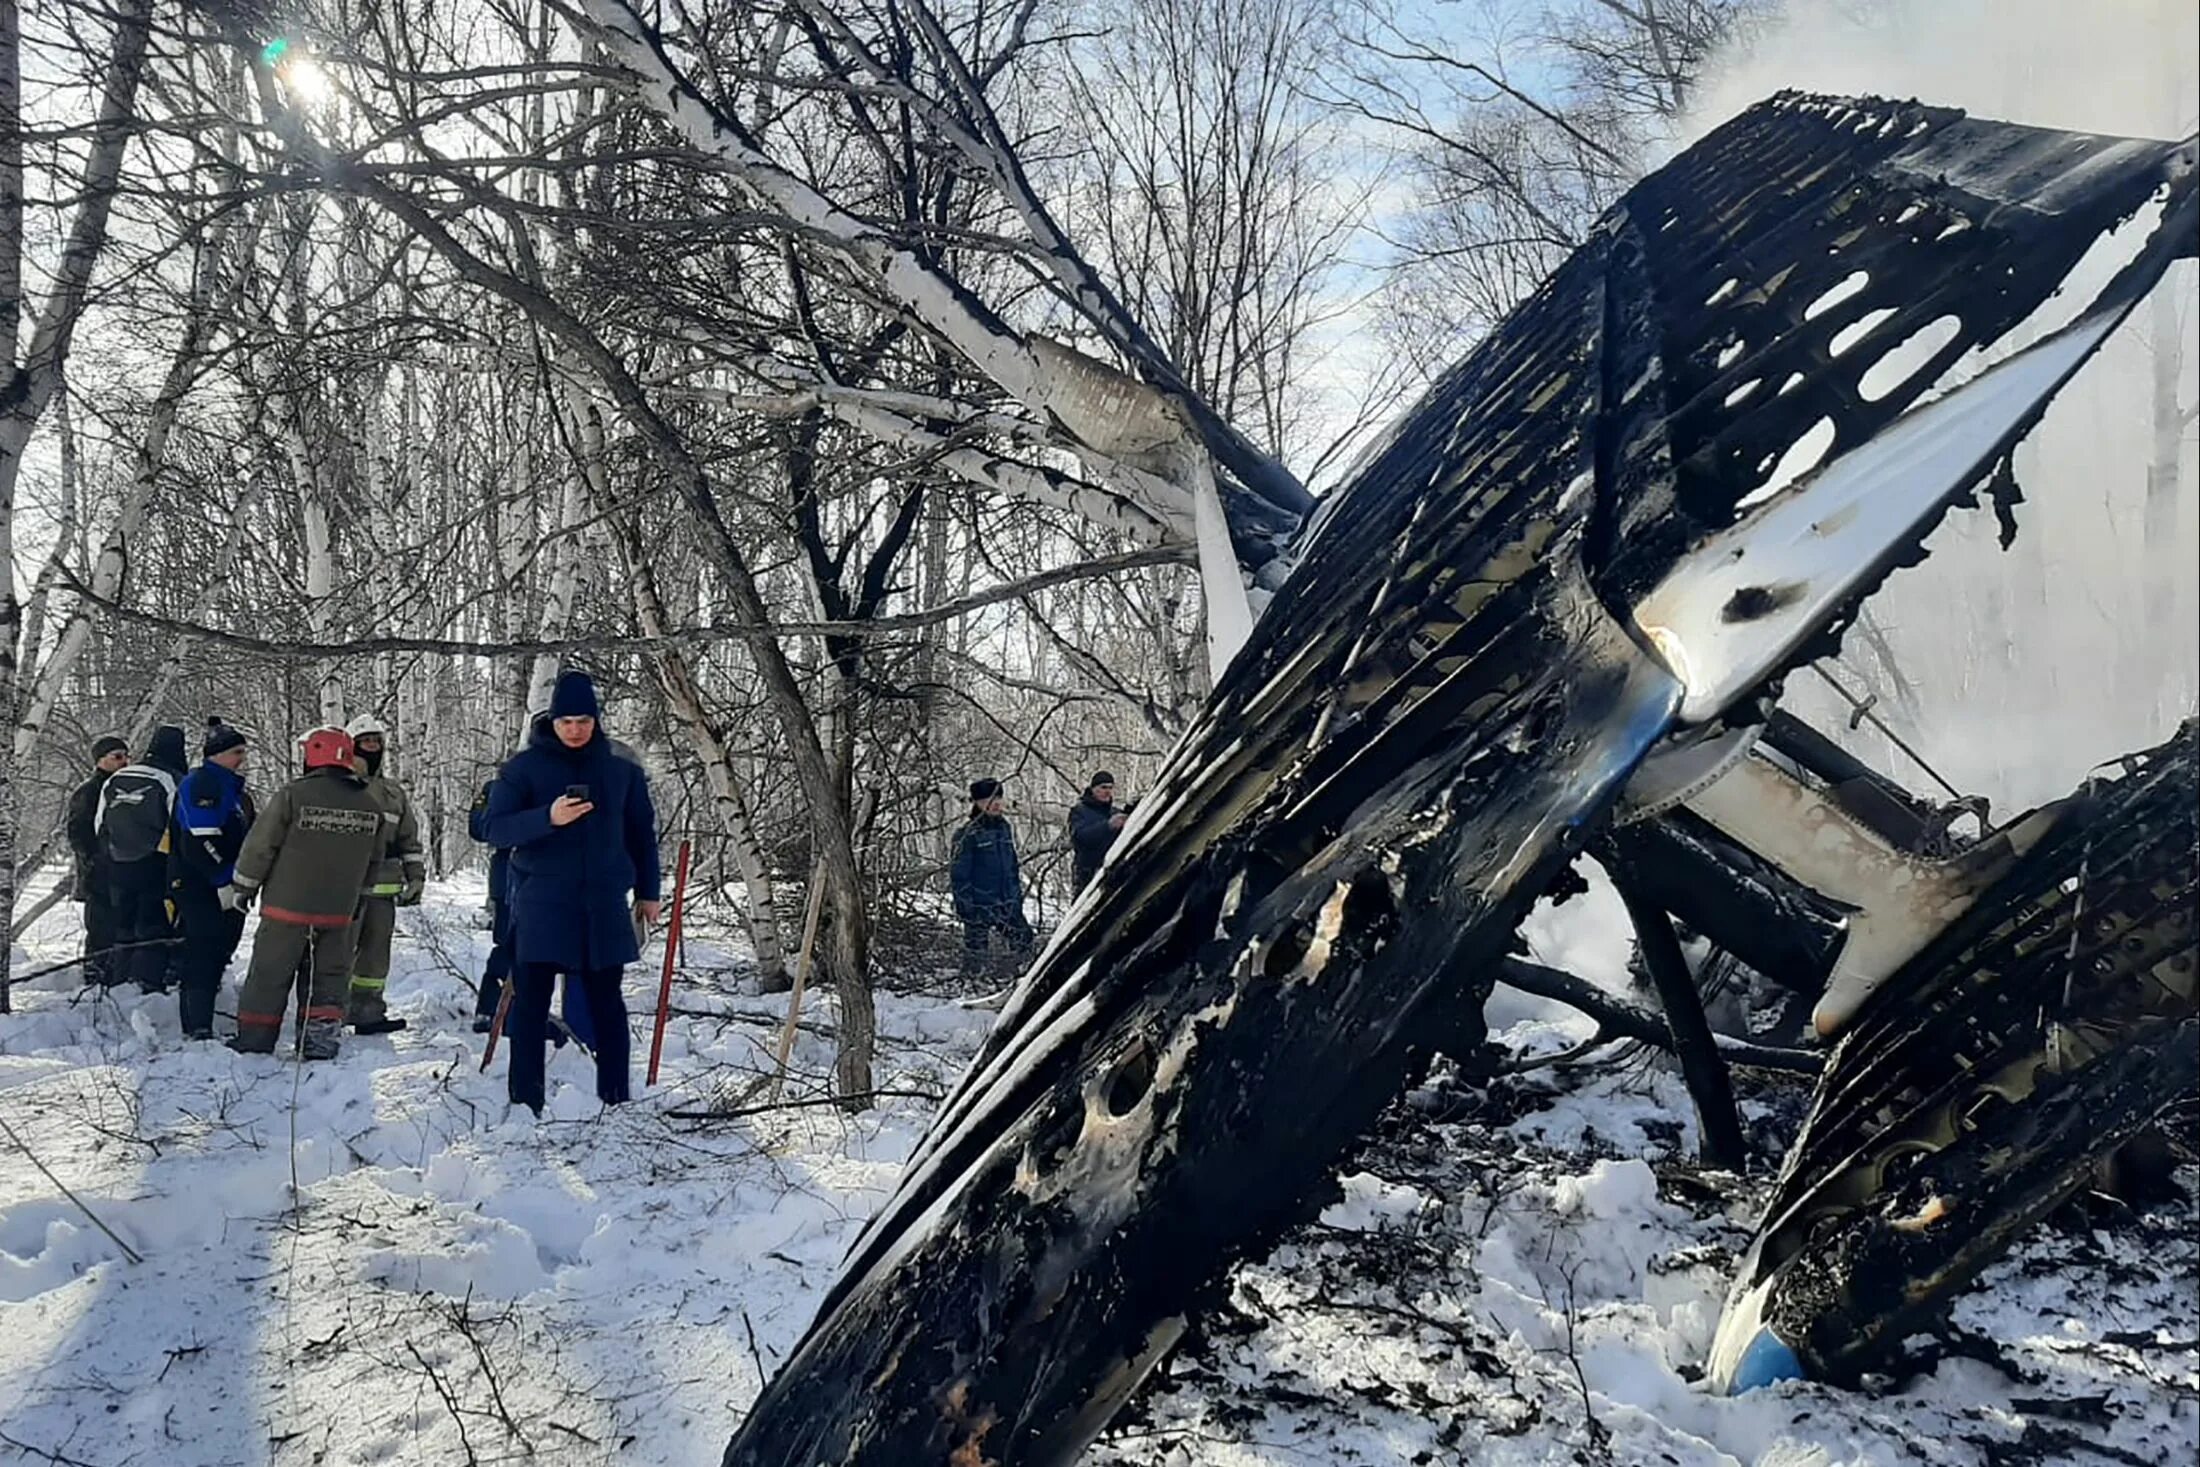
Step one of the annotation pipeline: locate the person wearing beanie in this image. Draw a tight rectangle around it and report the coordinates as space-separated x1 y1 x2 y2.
168 719 258 1038
950 778 1033 978
94 724 190 991
1067 771 1130 898
227 727 384 1060
340 714 427 1036
481 670 663 1115
64 736 132 985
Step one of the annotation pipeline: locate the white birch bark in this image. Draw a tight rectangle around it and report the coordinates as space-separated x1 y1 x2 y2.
297 440 343 724
524 391 592 715
566 0 1221 532
12 209 246 764
0 0 155 979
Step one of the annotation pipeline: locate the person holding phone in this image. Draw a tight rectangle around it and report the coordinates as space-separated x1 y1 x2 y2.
482 670 663 1115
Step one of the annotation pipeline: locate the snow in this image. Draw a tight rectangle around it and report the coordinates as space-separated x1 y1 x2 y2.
0 882 977 1467
3 881 2192 1466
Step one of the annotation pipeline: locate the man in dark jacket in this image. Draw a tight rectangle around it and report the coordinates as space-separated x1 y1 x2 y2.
169 719 256 1039
229 727 384 1060
469 777 516 1034
951 778 1033 976
482 671 662 1114
1067 771 1127 897
95 724 188 991
66 736 130 985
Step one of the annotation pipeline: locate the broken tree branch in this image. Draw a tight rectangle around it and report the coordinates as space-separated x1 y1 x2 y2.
1495 957 1820 1075
1608 867 1749 1169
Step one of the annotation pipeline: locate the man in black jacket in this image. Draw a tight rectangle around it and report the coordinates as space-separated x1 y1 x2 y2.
1067 771 1127 898
65 736 130 985
96 725 188 991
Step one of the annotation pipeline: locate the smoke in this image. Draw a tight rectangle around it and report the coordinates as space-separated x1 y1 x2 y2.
1681 0 2200 813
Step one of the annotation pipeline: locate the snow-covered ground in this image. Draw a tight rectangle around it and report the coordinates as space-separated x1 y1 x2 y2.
2 884 2192 1465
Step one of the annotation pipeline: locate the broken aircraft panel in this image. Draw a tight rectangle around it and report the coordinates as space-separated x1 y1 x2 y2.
724 93 2197 1465
1711 720 2199 1392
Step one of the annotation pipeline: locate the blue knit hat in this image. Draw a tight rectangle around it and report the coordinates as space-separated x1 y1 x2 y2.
549 670 600 720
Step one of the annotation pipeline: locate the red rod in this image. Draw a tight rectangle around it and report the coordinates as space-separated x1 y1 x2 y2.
480 978 513 1073
645 839 693 1087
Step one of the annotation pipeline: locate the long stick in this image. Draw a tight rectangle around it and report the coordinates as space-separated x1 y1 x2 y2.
767 860 828 1102
0 1113 144 1265
645 839 693 1087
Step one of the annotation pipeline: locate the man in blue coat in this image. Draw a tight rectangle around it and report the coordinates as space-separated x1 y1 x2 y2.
482 671 662 1114
951 778 1033 977
170 718 256 1039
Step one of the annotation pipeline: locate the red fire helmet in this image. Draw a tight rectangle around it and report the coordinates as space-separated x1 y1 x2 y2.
298 725 355 772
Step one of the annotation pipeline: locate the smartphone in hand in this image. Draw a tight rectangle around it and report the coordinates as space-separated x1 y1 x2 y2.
565 784 590 803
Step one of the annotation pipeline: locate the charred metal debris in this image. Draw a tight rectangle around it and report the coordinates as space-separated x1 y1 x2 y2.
725 91 2199 1465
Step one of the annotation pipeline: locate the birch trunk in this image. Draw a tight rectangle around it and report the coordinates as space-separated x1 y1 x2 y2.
0 0 155 979
13 386 77 687
600 428 793 986
296 440 343 723
13 209 243 765
525 391 593 714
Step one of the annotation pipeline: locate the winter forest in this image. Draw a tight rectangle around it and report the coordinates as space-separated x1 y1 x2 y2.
3 0 2197 1461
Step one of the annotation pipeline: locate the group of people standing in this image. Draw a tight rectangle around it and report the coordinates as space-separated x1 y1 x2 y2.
61 684 1135 1105
60 670 661 1118
66 714 424 1056
949 770 1129 976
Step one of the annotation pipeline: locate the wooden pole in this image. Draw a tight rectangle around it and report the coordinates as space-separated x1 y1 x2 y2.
480 976 514 1072
645 839 693 1087
767 860 828 1102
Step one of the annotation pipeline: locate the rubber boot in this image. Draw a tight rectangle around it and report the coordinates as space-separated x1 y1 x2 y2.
300 1018 342 1061
353 1017 408 1036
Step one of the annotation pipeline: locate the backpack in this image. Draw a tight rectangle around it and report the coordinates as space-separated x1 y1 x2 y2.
96 766 177 864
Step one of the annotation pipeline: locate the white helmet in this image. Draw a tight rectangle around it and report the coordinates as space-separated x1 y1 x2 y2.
345 713 389 740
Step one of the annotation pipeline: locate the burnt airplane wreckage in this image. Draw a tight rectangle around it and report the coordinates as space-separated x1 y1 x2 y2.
725 93 2200 1464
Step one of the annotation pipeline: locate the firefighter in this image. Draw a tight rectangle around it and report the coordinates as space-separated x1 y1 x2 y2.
170 719 257 1039
342 713 426 1035
227 727 384 1059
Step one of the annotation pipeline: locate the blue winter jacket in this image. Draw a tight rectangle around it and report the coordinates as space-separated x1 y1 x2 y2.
171 762 254 888
950 814 1023 920
483 719 662 971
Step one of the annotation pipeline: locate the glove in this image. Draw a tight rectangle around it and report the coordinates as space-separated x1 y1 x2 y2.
398 870 426 907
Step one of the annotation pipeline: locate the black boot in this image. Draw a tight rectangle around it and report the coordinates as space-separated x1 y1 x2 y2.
352 1017 408 1036
300 1019 341 1061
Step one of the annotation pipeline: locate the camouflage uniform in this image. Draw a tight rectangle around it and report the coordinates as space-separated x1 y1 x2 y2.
345 771 425 1029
